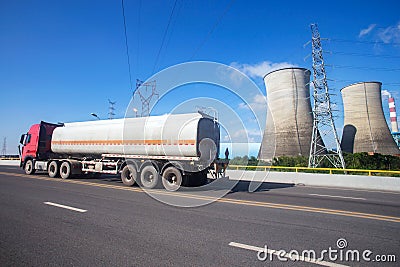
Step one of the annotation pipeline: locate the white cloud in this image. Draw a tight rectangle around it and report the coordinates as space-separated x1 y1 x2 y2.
381 89 391 98
358 24 376 38
377 22 400 44
226 128 262 143
231 61 297 79
238 94 267 112
216 64 245 87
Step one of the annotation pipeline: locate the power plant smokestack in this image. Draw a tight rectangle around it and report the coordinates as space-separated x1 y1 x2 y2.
388 96 398 133
341 82 400 155
259 67 318 160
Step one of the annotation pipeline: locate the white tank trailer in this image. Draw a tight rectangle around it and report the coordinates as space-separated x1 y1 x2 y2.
258 67 324 161
52 113 217 158
341 82 400 155
19 113 227 191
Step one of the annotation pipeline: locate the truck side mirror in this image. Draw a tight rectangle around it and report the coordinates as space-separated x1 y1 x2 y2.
19 134 26 145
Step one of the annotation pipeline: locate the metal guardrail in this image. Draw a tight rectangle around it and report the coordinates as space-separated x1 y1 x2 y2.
1 158 398 176
228 165 400 176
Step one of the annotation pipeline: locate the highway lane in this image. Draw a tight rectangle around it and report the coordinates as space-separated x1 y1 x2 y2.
1 166 399 218
0 166 399 266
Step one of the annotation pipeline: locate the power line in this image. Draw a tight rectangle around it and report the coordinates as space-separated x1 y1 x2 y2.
328 51 400 60
152 0 178 74
327 64 400 72
190 0 235 60
328 78 400 86
158 0 182 68
121 0 133 90
329 38 400 46
136 0 142 74
136 0 142 77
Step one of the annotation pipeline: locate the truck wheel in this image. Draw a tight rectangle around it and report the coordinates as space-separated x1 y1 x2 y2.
24 159 35 175
48 161 59 178
162 167 182 191
121 165 137 186
60 161 72 179
140 165 160 189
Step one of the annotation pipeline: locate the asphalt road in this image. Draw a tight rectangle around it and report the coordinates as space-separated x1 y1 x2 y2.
0 165 399 266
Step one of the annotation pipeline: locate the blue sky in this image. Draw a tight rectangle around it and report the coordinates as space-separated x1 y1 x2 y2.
1 0 400 155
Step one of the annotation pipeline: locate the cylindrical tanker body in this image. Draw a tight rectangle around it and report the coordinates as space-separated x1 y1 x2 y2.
51 113 220 159
19 112 227 190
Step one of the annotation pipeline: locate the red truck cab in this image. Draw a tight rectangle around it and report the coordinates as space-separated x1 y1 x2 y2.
19 122 62 174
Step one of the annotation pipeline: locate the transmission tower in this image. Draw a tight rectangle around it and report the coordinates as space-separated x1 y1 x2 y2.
108 99 116 119
134 79 158 117
308 24 345 169
1 137 6 156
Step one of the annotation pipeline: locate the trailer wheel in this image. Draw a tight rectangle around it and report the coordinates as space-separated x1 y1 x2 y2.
162 167 182 191
24 159 35 175
48 161 59 178
60 161 72 179
140 165 160 189
121 165 137 186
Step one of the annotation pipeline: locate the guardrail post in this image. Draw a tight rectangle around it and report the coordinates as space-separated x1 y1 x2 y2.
329 169 332 174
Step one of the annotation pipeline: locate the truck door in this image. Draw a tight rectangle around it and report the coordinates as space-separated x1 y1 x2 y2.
21 124 40 161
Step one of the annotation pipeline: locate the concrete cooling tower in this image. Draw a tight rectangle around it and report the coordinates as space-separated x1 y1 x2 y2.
341 82 400 155
259 68 316 161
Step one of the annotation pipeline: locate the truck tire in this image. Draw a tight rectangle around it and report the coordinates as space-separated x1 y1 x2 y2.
60 161 72 179
121 164 137 186
24 159 35 175
48 161 59 178
162 167 182 191
140 165 160 189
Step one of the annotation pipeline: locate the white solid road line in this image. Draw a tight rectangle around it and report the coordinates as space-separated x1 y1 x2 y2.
229 241 348 267
44 202 87 213
308 194 366 200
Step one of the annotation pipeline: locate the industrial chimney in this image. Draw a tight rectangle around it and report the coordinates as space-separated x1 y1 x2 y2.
341 82 400 155
388 96 398 133
259 68 317 160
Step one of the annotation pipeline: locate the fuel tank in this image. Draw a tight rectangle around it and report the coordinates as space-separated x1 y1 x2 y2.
51 113 220 159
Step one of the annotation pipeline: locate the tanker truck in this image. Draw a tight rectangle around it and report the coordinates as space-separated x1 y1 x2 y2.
18 112 228 191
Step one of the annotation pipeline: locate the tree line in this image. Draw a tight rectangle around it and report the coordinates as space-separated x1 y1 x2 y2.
229 152 400 170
